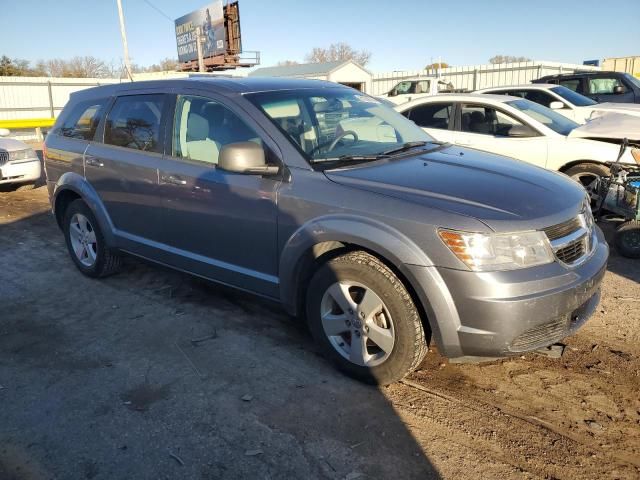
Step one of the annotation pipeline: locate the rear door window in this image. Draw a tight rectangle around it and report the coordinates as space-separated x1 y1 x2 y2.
104 94 166 153
405 103 453 130
558 78 581 93
55 98 108 140
589 77 624 94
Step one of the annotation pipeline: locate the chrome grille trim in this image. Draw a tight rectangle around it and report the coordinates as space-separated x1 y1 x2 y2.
543 209 594 267
0 150 8 167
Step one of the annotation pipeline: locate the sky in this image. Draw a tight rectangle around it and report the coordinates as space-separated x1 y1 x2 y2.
1 0 639 73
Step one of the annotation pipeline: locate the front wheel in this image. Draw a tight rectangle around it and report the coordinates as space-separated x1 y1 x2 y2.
564 163 610 204
63 199 121 277
615 220 640 258
306 251 428 385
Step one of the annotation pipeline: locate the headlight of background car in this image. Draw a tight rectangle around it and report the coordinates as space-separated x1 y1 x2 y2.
9 148 37 162
438 229 554 271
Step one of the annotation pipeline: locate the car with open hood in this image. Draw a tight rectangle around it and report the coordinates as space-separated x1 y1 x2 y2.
44 78 608 384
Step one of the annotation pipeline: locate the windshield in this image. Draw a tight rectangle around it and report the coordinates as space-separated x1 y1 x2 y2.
624 73 640 89
245 88 433 163
507 98 579 136
550 86 597 106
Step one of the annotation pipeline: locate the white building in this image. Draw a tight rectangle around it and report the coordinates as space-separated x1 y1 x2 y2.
249 60 372 92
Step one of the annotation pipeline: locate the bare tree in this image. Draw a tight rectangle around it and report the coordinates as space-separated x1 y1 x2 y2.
41 56 109 78
425 62 449 70
304 42 371 67
277 60 299 66
489 55 532 65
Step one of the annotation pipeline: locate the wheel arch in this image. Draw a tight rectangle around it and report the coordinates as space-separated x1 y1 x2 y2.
558 159 609 173
279 215 435 337
52 172 115 244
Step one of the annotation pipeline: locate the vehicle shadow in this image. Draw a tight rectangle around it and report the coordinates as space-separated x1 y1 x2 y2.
0 189 441 478
598 220 640 284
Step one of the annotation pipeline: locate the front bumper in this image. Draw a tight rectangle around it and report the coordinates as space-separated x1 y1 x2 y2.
406 226 609 359
0 158 41 185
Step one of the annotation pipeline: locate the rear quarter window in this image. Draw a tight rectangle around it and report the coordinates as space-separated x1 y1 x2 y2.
54 98 108 141
104 94 166 153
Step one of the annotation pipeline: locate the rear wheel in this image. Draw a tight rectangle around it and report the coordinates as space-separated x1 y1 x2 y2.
63 199 121 277
306 250 427 385
614 220 640 258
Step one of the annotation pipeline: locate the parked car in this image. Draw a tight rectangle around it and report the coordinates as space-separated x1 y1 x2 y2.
44 78 608 384
395 93 640 187
0 128 42 191
476 84 640 123
379 78 466 105
533 71 640 104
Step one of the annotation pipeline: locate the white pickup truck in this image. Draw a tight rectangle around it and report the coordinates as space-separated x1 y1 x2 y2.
378 78 467 105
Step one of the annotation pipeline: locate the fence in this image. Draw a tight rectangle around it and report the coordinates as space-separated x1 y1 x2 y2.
370 61 601 96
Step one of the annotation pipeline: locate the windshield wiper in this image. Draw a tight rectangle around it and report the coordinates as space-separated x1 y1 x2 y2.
312 154 385 164
381 141 429 156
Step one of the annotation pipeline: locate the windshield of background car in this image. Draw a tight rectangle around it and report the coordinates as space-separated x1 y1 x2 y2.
624 73 640 89
246 88 434 162
550 86 597 106
507 98 579 136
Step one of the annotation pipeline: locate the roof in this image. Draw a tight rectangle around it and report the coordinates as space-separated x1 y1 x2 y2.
69 76 344 101
249 61 352 78
539 71 618 78
476 84 558 92
395 93 517 111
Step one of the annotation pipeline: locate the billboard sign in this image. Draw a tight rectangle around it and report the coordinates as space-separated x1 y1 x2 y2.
175 1 226 63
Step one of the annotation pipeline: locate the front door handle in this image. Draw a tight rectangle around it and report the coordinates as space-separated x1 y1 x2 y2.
85 156 104 167
161 174 187 185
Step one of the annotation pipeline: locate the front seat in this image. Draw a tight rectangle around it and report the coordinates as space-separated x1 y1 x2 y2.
184 112 220 164
468 111 490 134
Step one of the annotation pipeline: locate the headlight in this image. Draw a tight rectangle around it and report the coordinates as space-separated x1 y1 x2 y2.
8 148 37 161
438 229 554 271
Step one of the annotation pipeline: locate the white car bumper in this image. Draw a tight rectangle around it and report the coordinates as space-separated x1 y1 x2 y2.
0 157 41 184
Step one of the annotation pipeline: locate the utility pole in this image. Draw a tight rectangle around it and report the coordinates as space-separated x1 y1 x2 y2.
196 27 205 73
116 0 133 80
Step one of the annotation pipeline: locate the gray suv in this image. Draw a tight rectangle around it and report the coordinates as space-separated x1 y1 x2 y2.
44 78 608 384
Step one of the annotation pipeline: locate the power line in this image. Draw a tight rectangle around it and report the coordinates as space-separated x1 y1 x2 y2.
141 0 174 22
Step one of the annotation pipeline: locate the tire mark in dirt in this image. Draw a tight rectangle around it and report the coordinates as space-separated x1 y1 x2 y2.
387 379 639 479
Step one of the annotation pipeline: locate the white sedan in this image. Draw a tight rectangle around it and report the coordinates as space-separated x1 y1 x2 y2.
394 93 640 187
0 128 42 191
476 84 640 124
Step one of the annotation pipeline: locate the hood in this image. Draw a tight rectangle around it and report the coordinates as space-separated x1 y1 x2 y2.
568 112 640 142
325 146 586 232
590 102 640 118
0 138 31 152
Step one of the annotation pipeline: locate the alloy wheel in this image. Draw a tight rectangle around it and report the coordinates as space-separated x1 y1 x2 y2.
69 213 98 267
320 281 395 367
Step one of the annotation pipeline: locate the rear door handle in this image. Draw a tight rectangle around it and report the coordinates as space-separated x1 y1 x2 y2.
85 156 104 167
161 174 187 185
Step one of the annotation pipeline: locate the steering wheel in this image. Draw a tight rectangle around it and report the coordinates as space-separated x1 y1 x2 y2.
310 130 359 156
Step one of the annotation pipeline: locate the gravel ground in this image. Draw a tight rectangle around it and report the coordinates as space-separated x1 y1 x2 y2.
0 186 638 480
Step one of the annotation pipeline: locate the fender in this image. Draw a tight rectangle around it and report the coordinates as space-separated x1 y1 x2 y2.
279 214 435 315
53 172 116 245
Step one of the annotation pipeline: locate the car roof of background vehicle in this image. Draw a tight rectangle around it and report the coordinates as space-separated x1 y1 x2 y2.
395 92 516 111
539 71 622 79
67 77 347 102
476 84 558 92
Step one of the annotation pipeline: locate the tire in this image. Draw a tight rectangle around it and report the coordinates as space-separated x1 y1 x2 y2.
614 220 640 258
63 199 121 277
564 163 610 189
306 250 427 385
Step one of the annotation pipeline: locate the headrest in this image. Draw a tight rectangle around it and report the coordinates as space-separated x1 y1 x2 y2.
187 113 209 141
470 111 485 123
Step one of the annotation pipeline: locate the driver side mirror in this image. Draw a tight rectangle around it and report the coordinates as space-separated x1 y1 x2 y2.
507 125 537 138
218 142 279 176
613 85 625 95
549 101 564 110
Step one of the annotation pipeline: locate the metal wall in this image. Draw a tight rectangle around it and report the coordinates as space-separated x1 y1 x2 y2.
0 77 121 121
370 61 601 96
602 56 640 77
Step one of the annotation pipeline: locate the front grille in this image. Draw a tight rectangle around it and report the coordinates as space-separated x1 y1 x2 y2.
543 216 583 241
0 150 8 167
509 317 568 352
555 238 587 264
